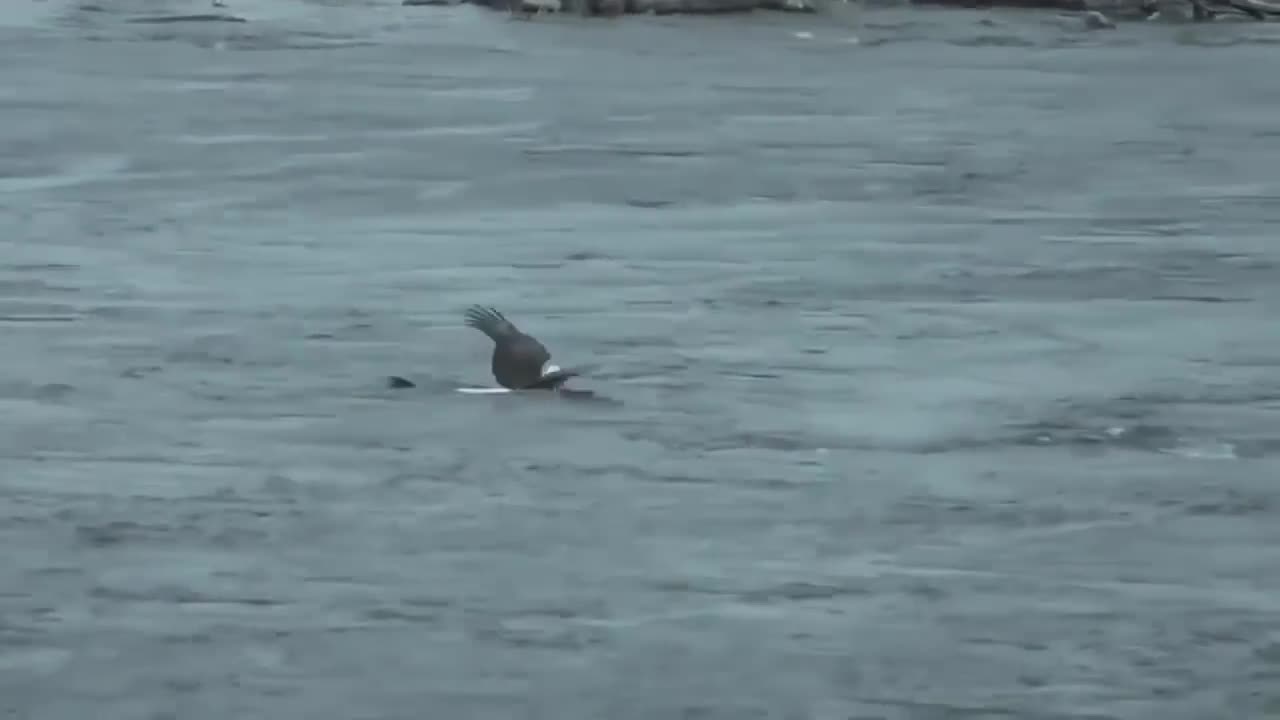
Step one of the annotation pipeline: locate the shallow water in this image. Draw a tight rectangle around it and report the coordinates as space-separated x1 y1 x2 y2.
2 1 1279 718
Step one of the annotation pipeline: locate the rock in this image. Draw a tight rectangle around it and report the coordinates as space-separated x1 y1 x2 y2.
1139 0 1280 19
630 0 760 13
913 0 1089 10
759 0 819 11
1049 7 1115 24
1211 0 1280 17
1082 8 1117 24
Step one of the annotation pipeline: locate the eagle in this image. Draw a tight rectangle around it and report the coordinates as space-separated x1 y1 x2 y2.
463 305 578 390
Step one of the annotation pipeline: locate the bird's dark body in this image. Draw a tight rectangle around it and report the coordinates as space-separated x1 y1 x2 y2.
464 305 577 390
383 306 603 399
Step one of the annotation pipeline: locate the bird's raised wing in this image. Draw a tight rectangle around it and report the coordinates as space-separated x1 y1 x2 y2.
464 305 556 389
463 305 521 342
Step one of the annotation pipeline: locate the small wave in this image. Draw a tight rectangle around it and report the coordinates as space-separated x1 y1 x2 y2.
170 132 332 145
1002 387 1277 460
524 144 705 160
0 154 131 193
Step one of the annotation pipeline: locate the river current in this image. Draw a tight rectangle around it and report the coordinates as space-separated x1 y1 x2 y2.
2 1 1278 718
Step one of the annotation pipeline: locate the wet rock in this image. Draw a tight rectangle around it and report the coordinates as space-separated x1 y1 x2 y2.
769 0 819 10
1082 8 1117 24
464 0 559 11
914 0 1088 10
631 0 759 12
1047 7 1102 23
1189 0 1280 18
428 0 819 14
912 0 1274 15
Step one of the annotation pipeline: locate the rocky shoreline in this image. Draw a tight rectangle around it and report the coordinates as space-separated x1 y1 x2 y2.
402 0 1279 20
84 0 1280 24
405 0 816 13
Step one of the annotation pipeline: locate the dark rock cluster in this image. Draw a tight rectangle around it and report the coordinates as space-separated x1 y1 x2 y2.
402 0 1279 18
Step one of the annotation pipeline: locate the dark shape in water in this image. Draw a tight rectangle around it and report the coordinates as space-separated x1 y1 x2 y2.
128 14 248 24
386 306 591 395
463 305 579 391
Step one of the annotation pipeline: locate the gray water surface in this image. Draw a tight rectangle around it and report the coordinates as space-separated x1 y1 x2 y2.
3 1 1279 718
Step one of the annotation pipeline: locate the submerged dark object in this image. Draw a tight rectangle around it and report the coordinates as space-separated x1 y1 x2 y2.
128 14 248 23
464 305 579 391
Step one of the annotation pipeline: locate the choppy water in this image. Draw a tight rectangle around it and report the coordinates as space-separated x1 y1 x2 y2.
3 1 1279 718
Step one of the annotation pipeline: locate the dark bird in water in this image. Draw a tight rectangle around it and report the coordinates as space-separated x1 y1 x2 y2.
463 305 579 390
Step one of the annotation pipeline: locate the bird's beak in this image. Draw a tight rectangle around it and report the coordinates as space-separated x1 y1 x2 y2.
540 363 562 377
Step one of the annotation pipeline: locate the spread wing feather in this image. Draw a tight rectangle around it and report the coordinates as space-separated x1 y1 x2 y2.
463 304 555 390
